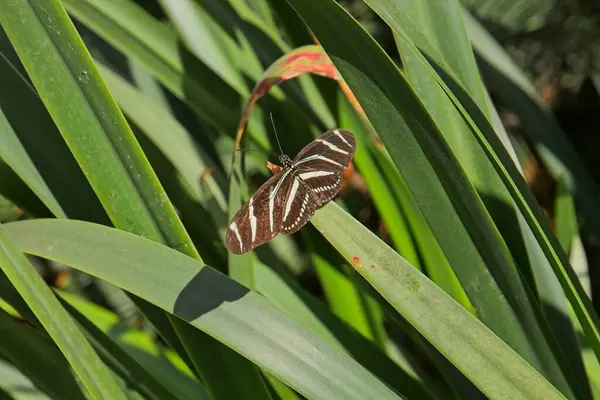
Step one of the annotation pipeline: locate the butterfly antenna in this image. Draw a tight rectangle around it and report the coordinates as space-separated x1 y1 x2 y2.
270 113 284 155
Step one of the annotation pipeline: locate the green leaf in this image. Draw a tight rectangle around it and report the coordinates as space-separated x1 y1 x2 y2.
0 224 126 399
0 108 64 218
0 356 48 400
310 203 565 399
465 10 600 240
5 219 402 400
0 159 50 219
0 29 109 223
369 1 584 395
58 293 201 400
62 0 249 135
308 229 387 348
371 149 473 313
337 93 420 267
284 0 544 373
97 61 228 215
253 259 436 399
462 0 554 31
0 0 268 396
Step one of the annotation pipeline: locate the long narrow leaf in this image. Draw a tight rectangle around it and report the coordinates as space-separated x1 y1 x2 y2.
0 224 126 399
0 0 269 395
284 0 544 371
310 203 564 399
5 219 401 400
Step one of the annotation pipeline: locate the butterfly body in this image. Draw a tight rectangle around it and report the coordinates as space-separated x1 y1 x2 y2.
226 129 356 254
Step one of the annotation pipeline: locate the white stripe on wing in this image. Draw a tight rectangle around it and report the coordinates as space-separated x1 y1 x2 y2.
269 170 291 232
334 129 351 146
317 139 348 154
284 177 300 221
299 170 335 180
296 154 344 168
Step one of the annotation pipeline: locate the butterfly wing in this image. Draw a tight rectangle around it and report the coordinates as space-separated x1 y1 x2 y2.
293 129 356 206
226 169 294 254
280 174 319 235
226 129 356 254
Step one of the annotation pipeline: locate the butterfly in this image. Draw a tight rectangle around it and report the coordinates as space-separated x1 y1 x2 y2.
226 129 356 254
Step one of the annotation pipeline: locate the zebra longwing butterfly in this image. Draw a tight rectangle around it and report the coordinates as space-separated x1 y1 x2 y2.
226 129 356 254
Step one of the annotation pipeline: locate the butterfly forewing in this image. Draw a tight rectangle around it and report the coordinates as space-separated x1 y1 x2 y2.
294 129 355 206
226 170 293 254
226 128 356 254
293 129 356 173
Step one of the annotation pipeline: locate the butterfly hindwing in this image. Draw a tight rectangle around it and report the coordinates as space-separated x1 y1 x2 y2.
226 170 293 254
280 174 318 235
296 170 343 207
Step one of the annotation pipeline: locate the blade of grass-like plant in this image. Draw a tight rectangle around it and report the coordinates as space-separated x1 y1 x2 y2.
0 359 30 400
576 307 600 398
0 108 64 218
253 259 436 399
194 0 334 128
0 1 269 397
387 313 485 399
285 0 546 374
300 1 595 394
372 1 582 394
554 184 591 296
133 130 227 271
247 0 277 28
59 291 206 400
370 0 490 115
370 149 473 313
307 229 387 348
361 1 520 167
97 60 229 268
0 194 20 223
0 308 88 400
1 0 194 370
62 0 267 145
3 274 195 400
0 225 126 399
0 30 109 223
97 62 228 217
555 182 578 255
263 373 300 400
157 0 249 94
0 159 50 219
388 7 598 389
465 11 600 238
309 203 565 399
463 0 553 31
5 219 402 400
337 93 420 267
57 294 197 400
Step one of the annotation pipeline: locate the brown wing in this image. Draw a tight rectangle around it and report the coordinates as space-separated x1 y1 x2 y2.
280 173 319 235
293 129 355 207
296 170 343 207
226 169 293 254
293 129 356 173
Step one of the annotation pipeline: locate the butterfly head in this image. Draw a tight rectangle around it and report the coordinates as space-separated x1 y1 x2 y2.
279 154 294 170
